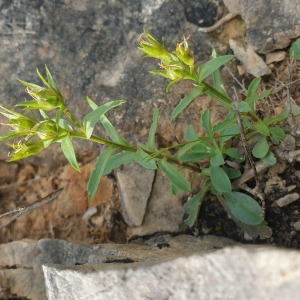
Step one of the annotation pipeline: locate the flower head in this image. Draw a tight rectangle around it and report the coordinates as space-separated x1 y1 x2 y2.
138 29 172 65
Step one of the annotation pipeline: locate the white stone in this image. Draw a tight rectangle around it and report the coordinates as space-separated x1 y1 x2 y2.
43 246 300 300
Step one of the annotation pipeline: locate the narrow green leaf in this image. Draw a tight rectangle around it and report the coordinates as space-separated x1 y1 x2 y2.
83 100 126 139
103 151 136 175
37 68 52 90
88 147 116 200
176 140 201 159
252 136 269 158
245 89 273 104
210 166 231 194
134 148 157 169
201 109 212 135
61 135 80 171
184 125 199 140
86 96 129 146
223 192 263 225
57 119 73 131
18 79 43 90
45 66 61 95
198 55 234 82
238 101 253 112
181 152 214 162
158 159 191 192
254 120 270 136
211 49 229 98
290 38 300 60
148 108 160 151
184 183 209 227
0 131 28 142
262 150 277 165
170 89 202 121
212 117 236 133
247 77 261 98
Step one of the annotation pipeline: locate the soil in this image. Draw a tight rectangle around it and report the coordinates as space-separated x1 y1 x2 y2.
0 50 300 250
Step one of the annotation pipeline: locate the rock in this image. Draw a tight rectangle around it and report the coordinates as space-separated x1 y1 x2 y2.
294 221 300 231
229 38 271 76
276 193 299 207
0 235 237 299
224 0 300 53
266 51 287 65
43 245 300 300
127 170 185 238
0 0 215 163
116 164 155 226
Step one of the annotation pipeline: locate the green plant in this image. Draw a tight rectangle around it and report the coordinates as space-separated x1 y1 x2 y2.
1 31 299 238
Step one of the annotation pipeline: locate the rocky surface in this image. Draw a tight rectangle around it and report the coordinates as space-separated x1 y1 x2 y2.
0 235 238 299
44 246 300 300
223 0 300 54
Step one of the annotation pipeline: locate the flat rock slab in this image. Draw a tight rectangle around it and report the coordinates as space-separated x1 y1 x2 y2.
44 246 300 300
0 235 237 299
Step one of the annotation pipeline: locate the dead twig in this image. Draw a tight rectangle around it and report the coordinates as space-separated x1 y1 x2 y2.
198 13 238 33
0 188 63 229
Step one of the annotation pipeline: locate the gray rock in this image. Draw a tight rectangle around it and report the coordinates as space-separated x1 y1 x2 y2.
0 235 237 299
43 246 300 300
224 0 300 53
229 38 271 77
116 164 155 226
0 0 214 163
127 170 185 238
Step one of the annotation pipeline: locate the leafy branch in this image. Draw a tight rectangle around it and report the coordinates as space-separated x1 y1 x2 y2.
1 31 300 238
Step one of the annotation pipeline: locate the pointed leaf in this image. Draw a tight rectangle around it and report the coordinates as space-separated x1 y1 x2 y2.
158 159 191 192
184 183 209 227
198 55 234 82
210 151 225 166
83 100 126 138
211 166 231 194
224 192 263 225
184 125 199 140
201 109 212 135
254 120 270 136
61 135 80 171
245 89 273 104
134 148 157 169
247 77 261 98
86 96 129 146
103 151 136 175
170 89 202 121
147 108 160 151
88 147 116 200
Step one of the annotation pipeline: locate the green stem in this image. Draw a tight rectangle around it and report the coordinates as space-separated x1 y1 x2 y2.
71 132 202 173
64 108 86 133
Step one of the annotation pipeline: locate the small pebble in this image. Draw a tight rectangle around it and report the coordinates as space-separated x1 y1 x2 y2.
237 65 245 76
286 185 297 192
276 193 299 207
266 51 287 65
294 221 300 231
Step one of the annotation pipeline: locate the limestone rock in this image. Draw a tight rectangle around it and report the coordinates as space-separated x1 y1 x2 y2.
0 235 237 299
229 38 271 77
127 170 185 238
43 246 300 300
116 164 155 226
224 0 300 53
